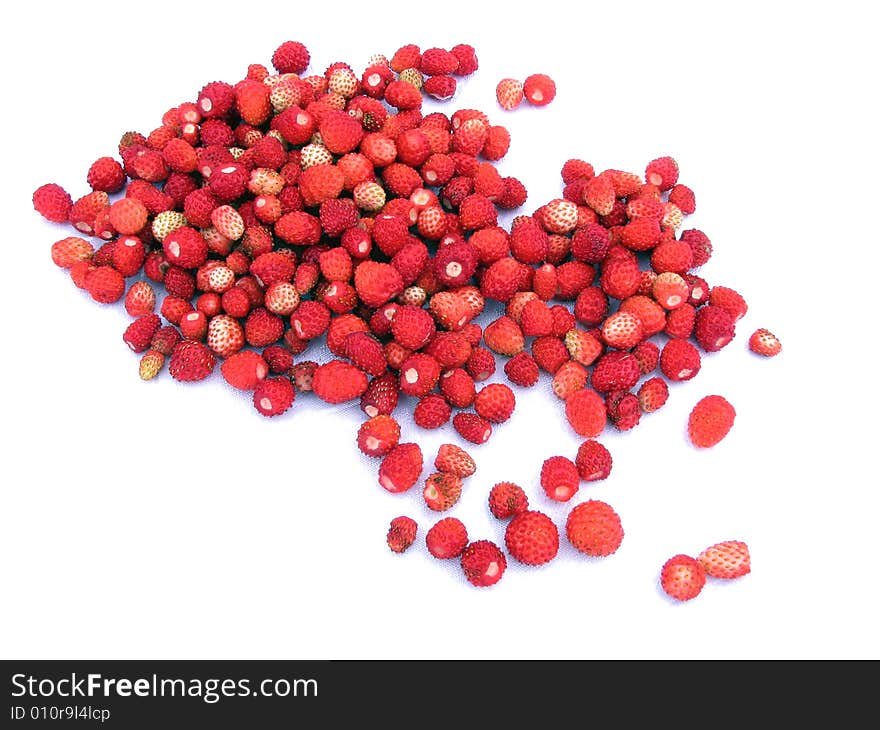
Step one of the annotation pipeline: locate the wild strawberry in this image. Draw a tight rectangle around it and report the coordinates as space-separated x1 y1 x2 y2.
386 516 418 554
424 331 471 369
583 174 615 216
504 351 540 387
668 184 696 215
574 287 609 326
591 351 641 393
638 377 669 413
621 218 661 251
605 390 641 431
505 510 559 566
540 456 580 502
461 540 506 587
261 345 293 375
497 176 528 209
564 388 607 438
599 255 641 300
688 394 736 448
434 443 476 478
601 311 643 350
532 335 569 375
458 193 497 230
390 304 436 350
566 500 624 557
138 350 165 381
483 315 524 356
523 73 556 106
452 411 492 445
69 190 109 234
425 517 468 559
354 260 405 308
272 40 310 74
694 304 736 352
439 367 476 408
84 266 125 303
244 308 284 347
465 347 496 382
360 371 400 417
253 376 295 417
632 340 660 374
298 163 345 206
665 303 696 339
344 331 387 377
681 229 713 268
291 300 331 340
449 44 478 75
33 183 73 223
423 472 463 511
206 315 245 358
413 394 452 429
150 326 182 356
399 353 441 397
423 74 457 100
496 78 524 110
309 360 369 405
86 156 125 193
651 239 694 275
645 156 679 191
123 314 161 353
575 440 612 481
168 340 215 382
509 218 549 264
653 272 690 309
660 554 706 601
708 285 748 322
474 383 516 423
378 442 423 494
124 280 156 317
179 311 208 340
291 360 317 392
686 274 710 306
697 540 751 579
487 482 529 520
749 328 782 357
660 338 702 381
51 237 93 269
480 257 525 302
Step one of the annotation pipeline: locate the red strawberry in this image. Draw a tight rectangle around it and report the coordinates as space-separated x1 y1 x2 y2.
632 340 660 374
605 390 641 431
709 285 748 322
645 156 679 191
505 510 559 566
460 540 506 587
360 372 399 417
425 517 468 559
312 360 369 404
483 315 524 356
252 377 295 417
565 500 624 557
522 73 556 106
399 353 441 397
749 328 782 357
386 516 418 554
564 328 603 366
660 554 706 601
439 367 476 408
638 377 669 413
378 443 423 493
345 331 387 376
354 260 405 308
473 383 516 423
659 338 702 381
591 351 641 393
423 472 463 511
357 415 401 457
413 394 452 429
123 314 161 353
452 412 492 445
698 540 751 579
33 183 73 223
465 347 496 382
601 311 643 350
564 388 607 438
272 40 310 74
540 456 580 502
168 340 215 382
206 314 245 358
84 266 125 304
220 350 269 390
488 482 529 519
434 443 476 478
575 440 612 481
504 352 540 387
688 395 736 448
51 236 93 269
694 304 736 352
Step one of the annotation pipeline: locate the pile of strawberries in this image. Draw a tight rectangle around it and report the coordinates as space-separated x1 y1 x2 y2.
33 39 781 600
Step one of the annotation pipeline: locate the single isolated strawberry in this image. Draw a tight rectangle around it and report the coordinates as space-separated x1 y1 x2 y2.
434 443 477 478
386 516 418 554
749 328 782 357
575 440 612 481
688 394 736 448
425 517 469 559
540 456 580 502
488 481 529 519
357 415 401 457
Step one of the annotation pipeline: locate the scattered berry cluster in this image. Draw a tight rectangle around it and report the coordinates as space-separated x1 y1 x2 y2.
33 39 781 596
661 540 751 601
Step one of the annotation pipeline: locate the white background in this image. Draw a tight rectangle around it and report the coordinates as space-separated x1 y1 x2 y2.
1 0 877 660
